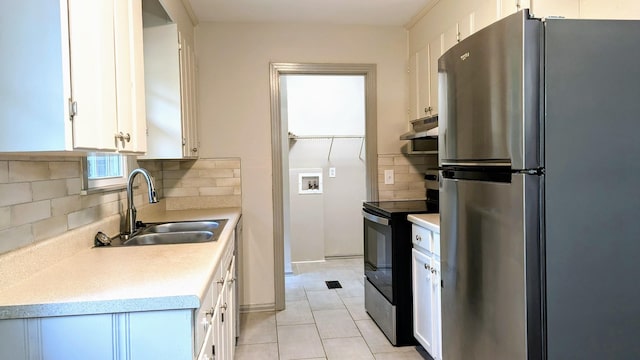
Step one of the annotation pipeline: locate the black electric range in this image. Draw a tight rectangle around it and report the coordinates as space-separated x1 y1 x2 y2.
362 192 439 346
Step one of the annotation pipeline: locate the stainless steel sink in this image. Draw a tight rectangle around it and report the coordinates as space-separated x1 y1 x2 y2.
142 221 222 234
121 231 214 246
95 219 228 247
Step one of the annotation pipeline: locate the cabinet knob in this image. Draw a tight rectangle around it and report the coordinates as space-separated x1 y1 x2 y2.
192 148 198 153
424 264 431 270
115 132 131 143
416 235 422 242
221 303 227 311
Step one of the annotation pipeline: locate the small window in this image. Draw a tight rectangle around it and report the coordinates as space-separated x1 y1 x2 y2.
84 153 129 190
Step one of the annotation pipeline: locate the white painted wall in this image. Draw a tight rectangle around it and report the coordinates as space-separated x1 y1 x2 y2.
195 22 406 309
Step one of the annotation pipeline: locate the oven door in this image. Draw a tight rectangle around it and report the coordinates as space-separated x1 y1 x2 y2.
362 209 394 303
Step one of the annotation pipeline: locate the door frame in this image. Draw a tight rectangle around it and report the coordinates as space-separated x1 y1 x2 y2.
269 63 378 310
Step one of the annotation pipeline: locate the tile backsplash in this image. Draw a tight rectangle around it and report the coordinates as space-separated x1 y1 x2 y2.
139 158 242 210
0 156 242 255
377 154 437 201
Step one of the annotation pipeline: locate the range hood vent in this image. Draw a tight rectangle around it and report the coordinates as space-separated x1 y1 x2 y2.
400 115 438 140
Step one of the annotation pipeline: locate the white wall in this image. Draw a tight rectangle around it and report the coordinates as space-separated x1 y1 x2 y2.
195 22 406 309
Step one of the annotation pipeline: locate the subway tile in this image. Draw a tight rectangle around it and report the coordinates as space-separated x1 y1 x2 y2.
66 178 82 195
185 160 217 169
32 179 68 201
198 168 234 178
393 156 425 166
97 201 121 217
395 173 424 183
0 224 33 254
0 183 32 207
213 159 241 169
164 187 200 198
393 190 426 200
11 200 51 226
32 215 68 241
162 161 181 171
0 161 8 183
179 178 215 187
51 195 82 217
68 207 99 230
9 161 50 182
162 179 181 189
49 161 80 179
377 156 394 166
199 187 234 196
0 207 9 230
215 178 241 187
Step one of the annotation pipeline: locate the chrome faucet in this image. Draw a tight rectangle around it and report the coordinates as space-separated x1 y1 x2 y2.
125 168 159 236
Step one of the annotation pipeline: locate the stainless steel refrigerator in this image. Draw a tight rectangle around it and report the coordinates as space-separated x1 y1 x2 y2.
438 9 640 360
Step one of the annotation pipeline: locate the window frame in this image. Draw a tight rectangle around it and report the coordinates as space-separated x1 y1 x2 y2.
82 153 131 192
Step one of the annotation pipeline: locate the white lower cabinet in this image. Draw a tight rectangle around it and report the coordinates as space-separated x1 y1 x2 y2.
412 224 442 360
0 240 237 360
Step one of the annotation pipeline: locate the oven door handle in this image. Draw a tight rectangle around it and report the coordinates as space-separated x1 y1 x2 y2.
362 210 389 226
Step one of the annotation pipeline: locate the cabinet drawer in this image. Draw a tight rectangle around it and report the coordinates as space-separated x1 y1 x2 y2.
412 224 433 253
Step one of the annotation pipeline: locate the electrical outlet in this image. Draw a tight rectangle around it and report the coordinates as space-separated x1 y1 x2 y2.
329 167 336 178
384 170 394 185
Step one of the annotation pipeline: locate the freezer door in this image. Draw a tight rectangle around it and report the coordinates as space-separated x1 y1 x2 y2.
438 10 542 170
440 173 542 360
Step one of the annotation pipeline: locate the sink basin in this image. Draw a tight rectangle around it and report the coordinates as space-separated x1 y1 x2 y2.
122 231 214 246
96 219 228 247
142 221 222 234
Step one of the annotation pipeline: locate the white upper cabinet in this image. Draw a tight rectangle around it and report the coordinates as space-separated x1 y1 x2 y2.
0 0 145 153
500 0 531 18
530 0 579 18
578 0 640 19
417 46 432 118
408 53 419 121
140 4 199 160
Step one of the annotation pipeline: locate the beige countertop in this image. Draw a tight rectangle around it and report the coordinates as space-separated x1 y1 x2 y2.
0 207 241 320
407 213 440 233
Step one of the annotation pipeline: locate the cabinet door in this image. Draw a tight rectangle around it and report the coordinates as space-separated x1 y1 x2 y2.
114 0 146 153
68 0 118 151
412 248 434 355
417 46 432 118
500 0 531 18
179 36 199 158
474 0 500 32
408 53 418 121
142 24 184 159
431 258 442 360
531 0 579 18
458 13 475 42
428 36 442 115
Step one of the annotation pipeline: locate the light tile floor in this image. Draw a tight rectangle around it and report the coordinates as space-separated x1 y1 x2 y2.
235 258 429 360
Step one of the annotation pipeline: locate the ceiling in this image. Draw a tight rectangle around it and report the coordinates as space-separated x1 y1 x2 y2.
185 0 435 27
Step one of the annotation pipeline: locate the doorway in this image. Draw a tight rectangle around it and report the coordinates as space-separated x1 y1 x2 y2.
270 63 378 310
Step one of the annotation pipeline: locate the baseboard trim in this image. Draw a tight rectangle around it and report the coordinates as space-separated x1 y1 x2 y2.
239 303 276 313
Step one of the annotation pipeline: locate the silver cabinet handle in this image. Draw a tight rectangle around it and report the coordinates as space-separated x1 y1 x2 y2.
192 148 198 152
115 132 131 143
424 264 431 270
